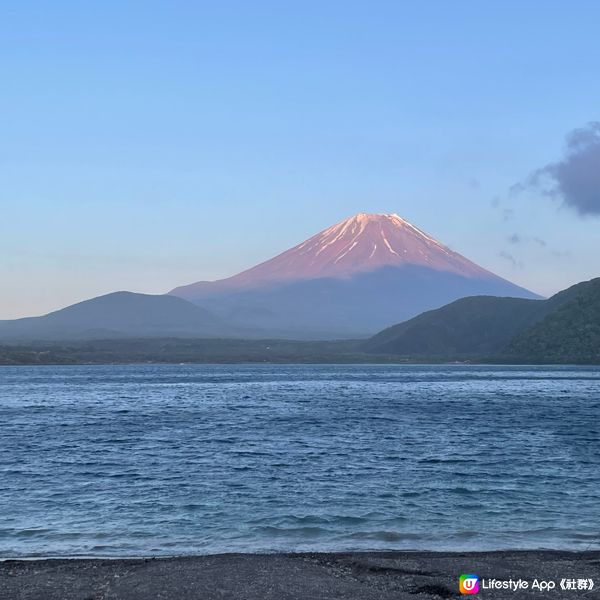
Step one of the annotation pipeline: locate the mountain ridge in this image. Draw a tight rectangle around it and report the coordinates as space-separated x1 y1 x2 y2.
2 279 596 364
0 291 246 341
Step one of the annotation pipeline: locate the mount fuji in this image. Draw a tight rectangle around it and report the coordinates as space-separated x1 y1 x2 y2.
170 213 540 337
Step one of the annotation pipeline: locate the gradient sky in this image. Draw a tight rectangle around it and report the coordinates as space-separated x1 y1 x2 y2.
2 1 600 318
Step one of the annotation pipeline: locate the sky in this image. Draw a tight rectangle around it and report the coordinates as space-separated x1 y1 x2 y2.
1 1 599 319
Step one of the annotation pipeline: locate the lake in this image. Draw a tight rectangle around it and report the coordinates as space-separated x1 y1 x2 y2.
1 364 599 557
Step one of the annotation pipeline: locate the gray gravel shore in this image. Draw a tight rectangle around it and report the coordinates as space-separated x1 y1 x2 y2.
1 550 599 600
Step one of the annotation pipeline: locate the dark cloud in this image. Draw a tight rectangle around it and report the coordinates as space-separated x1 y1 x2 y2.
507 234 547 247
499 251 523 269
502 208 515 222
523 122 600 217
490 197 515 222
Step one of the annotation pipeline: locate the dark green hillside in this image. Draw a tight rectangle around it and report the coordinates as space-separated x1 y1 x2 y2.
364 296 546 357
504 278 600 363
366 278 600 362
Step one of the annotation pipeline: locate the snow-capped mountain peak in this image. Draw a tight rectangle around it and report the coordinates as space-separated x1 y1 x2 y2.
169 212 538 336
223 212 490 284
171 212 496 297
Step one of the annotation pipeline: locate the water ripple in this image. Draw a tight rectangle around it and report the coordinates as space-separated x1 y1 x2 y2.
0 364 599 557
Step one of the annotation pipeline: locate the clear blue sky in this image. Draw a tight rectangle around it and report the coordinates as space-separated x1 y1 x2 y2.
1 1 599 318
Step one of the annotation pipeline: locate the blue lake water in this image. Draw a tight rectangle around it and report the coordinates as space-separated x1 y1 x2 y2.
0 364 599 558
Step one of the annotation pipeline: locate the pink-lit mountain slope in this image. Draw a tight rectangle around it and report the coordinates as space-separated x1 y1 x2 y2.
170 213 540 338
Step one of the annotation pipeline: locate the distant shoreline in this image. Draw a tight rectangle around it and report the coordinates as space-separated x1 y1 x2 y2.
2 550 599 599
2 337 599 365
